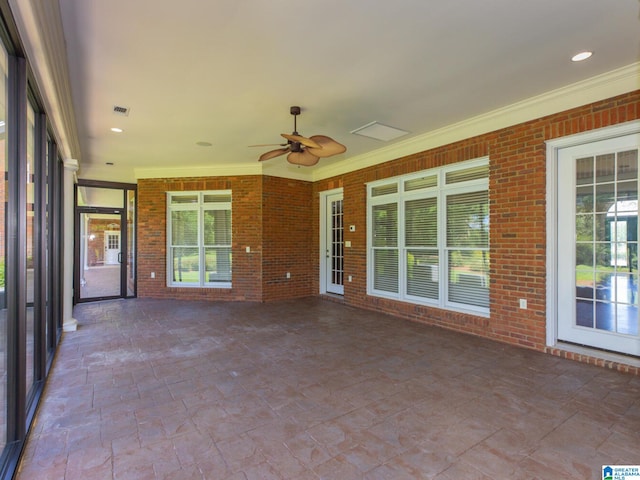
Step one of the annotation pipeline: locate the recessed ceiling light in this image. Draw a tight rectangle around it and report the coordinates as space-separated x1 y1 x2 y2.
196 141 213 147
111 127 123 133
571 51 593 62
351 121 410 141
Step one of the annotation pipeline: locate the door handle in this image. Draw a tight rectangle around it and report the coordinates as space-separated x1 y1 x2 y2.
118 252 122 264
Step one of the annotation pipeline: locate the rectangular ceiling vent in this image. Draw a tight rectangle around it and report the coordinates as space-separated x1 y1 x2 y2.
351 121 409 142
113 105 130 116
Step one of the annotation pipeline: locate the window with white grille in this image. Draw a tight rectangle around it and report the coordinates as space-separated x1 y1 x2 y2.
167 191 232 287
367 159 489 315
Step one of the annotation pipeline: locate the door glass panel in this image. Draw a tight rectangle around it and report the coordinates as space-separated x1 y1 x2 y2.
77 186 124 208
324 193 344 295
331 199 344 289
575 150 639 336
79 213 121 299
127 190 135 296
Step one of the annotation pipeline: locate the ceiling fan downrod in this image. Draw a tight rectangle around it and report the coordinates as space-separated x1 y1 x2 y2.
290 105 301 135
289 106 302 151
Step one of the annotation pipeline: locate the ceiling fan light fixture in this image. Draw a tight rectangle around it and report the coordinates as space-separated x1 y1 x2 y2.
351 121 409 142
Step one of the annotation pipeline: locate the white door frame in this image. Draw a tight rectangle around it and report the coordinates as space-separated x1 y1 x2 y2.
320 188 344 295
546 120 640 352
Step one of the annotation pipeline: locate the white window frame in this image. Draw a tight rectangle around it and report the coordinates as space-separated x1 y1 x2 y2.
166 190 232 288
367 158 489 316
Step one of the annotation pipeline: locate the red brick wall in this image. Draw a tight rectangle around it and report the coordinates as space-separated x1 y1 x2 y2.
137 176 263 301
262 176 314 301
137 175 314 302
313 90 639 373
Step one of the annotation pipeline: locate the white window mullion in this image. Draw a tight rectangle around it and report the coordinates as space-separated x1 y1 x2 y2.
438 185 447 305
398 199 405 298
199 204 205 285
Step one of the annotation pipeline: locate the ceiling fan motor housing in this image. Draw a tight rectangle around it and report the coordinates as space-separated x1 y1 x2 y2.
257 105 346 165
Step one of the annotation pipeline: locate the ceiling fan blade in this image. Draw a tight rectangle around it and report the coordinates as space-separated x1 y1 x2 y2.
287 150 319 166
249 143 288 147
259 147 289 162
306 135 347 158
281 133 321 149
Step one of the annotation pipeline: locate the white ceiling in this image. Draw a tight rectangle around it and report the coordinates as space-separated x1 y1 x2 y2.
52 0 640 183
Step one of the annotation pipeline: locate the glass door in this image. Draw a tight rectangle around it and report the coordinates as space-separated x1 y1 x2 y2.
557 135 640 356
75 182 136 303
78 212 123 300
323 191 344 295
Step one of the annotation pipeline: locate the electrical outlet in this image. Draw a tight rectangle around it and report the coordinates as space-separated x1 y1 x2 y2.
245 246 250 253
519 299 527 309
151 272 155 279
286 272 291 279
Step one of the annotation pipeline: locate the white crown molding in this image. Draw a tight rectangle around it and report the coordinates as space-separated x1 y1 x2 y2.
312 62 640 182
135 163 262 180
9 0 81 161
134 161 314 182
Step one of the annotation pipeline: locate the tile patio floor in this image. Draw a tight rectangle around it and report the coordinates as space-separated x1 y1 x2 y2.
16 297 640 479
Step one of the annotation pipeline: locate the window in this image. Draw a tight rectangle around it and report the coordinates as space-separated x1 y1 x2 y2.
167 191 232 287
26 99 35 399
0 35 7 458
367 159 489 315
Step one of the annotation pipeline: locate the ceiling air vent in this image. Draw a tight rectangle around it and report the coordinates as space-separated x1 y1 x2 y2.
351 121 409 142
113 105 130 116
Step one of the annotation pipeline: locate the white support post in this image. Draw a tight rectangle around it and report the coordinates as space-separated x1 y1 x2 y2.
62 158 78 332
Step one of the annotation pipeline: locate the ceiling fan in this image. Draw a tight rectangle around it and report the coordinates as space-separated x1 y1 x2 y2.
253 106 346 166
